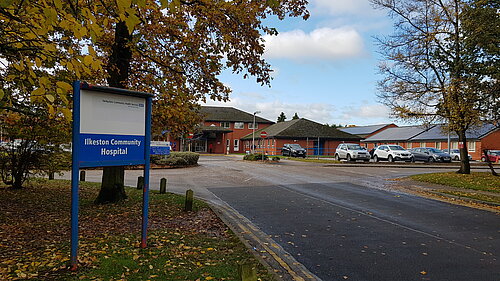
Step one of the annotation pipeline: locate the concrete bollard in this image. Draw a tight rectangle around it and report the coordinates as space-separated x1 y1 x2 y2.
79 170 86 182
160 178 167 194
238 264 257 281
137 176 144 190
184 189 194 212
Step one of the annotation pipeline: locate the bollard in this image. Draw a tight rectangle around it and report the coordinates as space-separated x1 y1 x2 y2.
137 176 144 190
79 170 86 182
238 264 257 281
159 178 167 194
184 189 193 211
48 172 55 180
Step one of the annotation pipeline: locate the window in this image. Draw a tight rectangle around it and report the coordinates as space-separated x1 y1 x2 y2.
220 122 230 128
407 142 412 149
234 122 244 129
468 141 476 152
234 139 239 151
451 141 459 149
420 142 425 147
248 123 258 129
435 142 441 149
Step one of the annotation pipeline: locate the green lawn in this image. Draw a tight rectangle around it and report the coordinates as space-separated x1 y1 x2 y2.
0 179 274 280
409 172 500 204
409 172 500 193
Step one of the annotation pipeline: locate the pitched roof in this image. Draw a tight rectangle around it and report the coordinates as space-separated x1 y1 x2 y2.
363 125 430 142
410 123 499 141
241 118 361 140
200 106 273 123
339 124 395 136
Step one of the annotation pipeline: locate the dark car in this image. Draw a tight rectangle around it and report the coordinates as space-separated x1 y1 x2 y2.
409 147 452 163
282 143 306 158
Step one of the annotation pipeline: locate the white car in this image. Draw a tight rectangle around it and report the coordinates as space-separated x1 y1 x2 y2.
373 145 413 162
334 143 370 162
449 149 472 161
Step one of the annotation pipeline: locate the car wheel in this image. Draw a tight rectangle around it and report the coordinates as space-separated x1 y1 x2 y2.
388 155 394 162
410 156 415 163
347 154 352 161
454 156 459 161
373 155 379 162
428 157 435 163
481 156 486 162
334 154 340 161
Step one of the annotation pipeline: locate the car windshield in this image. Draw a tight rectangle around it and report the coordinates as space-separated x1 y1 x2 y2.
347 144 364 150
451 149 459 153
490 151 500 156
429 148 444 153
388 145 405 151
289 144 303 149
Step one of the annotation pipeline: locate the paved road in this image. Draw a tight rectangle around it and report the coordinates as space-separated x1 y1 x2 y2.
62 156 500 281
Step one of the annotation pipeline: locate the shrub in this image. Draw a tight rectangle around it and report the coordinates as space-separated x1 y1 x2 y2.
151 152 199 166
243 153 268 161
271 156 280 161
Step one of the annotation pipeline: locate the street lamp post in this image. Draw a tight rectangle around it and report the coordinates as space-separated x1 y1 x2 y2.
252 111 261 154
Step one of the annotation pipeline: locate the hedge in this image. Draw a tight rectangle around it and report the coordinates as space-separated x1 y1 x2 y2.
151 152 199 166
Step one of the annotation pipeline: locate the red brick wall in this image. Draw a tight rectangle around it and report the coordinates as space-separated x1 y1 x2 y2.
204 121 273 154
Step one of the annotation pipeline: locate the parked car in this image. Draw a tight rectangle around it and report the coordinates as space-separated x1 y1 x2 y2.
449 149 472 161
373 145 413 162
481 150 500 162
409 147 452 163
281 143 306 158
334 143 370 162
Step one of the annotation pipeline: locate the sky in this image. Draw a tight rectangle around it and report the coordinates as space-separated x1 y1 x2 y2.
203 0 399 126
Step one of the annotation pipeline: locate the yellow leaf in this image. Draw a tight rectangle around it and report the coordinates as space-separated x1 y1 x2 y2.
205 277 214 280
0 89 4 100
125 13 141 33
46 94 55 103
32 87 45 97
56 81 73 92
83 55 93 66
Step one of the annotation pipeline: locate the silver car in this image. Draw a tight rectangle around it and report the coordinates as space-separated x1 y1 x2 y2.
334 143 370 162
373 145 413 162
449 149 472 161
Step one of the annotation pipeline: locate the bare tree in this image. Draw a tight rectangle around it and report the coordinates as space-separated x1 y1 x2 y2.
371 0 498 174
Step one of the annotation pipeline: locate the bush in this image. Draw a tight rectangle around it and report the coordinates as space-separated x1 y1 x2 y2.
151 152 199 167
243 153 268 161
271 156 280 161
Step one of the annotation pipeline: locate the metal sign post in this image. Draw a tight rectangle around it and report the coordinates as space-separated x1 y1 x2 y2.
70 81 153 270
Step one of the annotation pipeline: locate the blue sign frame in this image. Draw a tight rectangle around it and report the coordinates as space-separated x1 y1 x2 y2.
70 81 153 270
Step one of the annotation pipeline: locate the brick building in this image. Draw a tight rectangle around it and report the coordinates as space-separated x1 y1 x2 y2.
362 124 500 160
240 118 361 156
183 106 274 154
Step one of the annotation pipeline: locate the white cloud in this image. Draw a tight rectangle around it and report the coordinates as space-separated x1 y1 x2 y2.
263 27 365 61
341 104 389 120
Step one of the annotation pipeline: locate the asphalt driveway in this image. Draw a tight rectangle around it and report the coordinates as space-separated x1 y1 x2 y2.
60 155 500 280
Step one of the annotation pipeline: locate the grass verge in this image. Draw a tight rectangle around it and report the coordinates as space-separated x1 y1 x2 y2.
409 172 500 204
0 179 274 280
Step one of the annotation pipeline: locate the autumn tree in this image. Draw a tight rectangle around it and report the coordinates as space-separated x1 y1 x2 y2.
371 0 498 174
277 112 287 122
1 1 309 202
292 113 299 120
0 107 70 189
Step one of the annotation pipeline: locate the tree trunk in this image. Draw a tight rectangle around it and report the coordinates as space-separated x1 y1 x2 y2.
457 129 471 174
482 149 498 176
95 166 128 204
96 21 133 204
